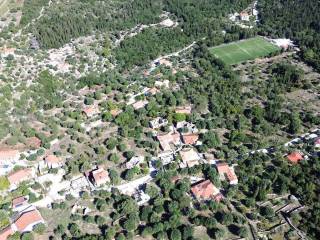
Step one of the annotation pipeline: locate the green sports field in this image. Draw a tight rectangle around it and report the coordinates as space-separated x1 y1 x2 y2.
210 37 280 65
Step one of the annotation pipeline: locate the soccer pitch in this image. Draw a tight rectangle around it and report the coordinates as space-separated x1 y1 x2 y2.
210 37 280 65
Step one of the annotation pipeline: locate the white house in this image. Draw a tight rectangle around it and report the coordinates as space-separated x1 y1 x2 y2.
126 156 144 169
133 190 150 206
149 117 168 129
0 149 20 176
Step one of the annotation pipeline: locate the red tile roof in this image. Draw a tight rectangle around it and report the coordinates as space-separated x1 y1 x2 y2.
8 169 34 186
180 148 200 167
92 168 110 186
45 154 62 164
148 88 159 95
0 226 14 240
216 163 238 184
83 105 99 117
12 196 28 208
157 133 181 151
182 134 199 145
240 11 249 16
110 109 122 117
14 210 43 232
0 149 19 162
213 193 224 202
191 180 220 200
287 152 303 164
132 100 148 110
216 163 229 173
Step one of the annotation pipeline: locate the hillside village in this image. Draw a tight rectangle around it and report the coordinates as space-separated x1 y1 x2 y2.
0 0 319 240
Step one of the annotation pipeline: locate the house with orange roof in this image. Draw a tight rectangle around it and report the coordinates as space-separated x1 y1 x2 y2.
110 109 122 117
83 105 100 118
157 132 181 152
44 154 63 169
287 152 303 164
0 226 14 240
158 58 172 67
191 180 222 201
182 133 199 145
179 148 201 168
132 100 148 110
87 167 110 187
8 168 35 189
0 149 20 164
148 87 159 95
240 11 250 21
12 209 44 233
216 163 238 185
12 196 29 212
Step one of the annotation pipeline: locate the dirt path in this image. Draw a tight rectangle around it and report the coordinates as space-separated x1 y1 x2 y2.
147 41 197 73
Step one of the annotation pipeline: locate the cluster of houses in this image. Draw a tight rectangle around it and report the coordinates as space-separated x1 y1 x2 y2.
149 107 240 203
229 1 258 22
0 197 44 240
179 161 239 203
285 132 320 164
150 106 203 168
229 10 255 22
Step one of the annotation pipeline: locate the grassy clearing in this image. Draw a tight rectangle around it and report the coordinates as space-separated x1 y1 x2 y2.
210 37 280 65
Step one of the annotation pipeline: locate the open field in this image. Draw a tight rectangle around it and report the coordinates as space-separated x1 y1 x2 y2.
210 37 280 65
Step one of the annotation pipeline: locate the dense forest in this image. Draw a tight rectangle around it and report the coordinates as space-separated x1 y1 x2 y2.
163 0 252 39
258 0 320 71
30 0 254 51
32 0 163 48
